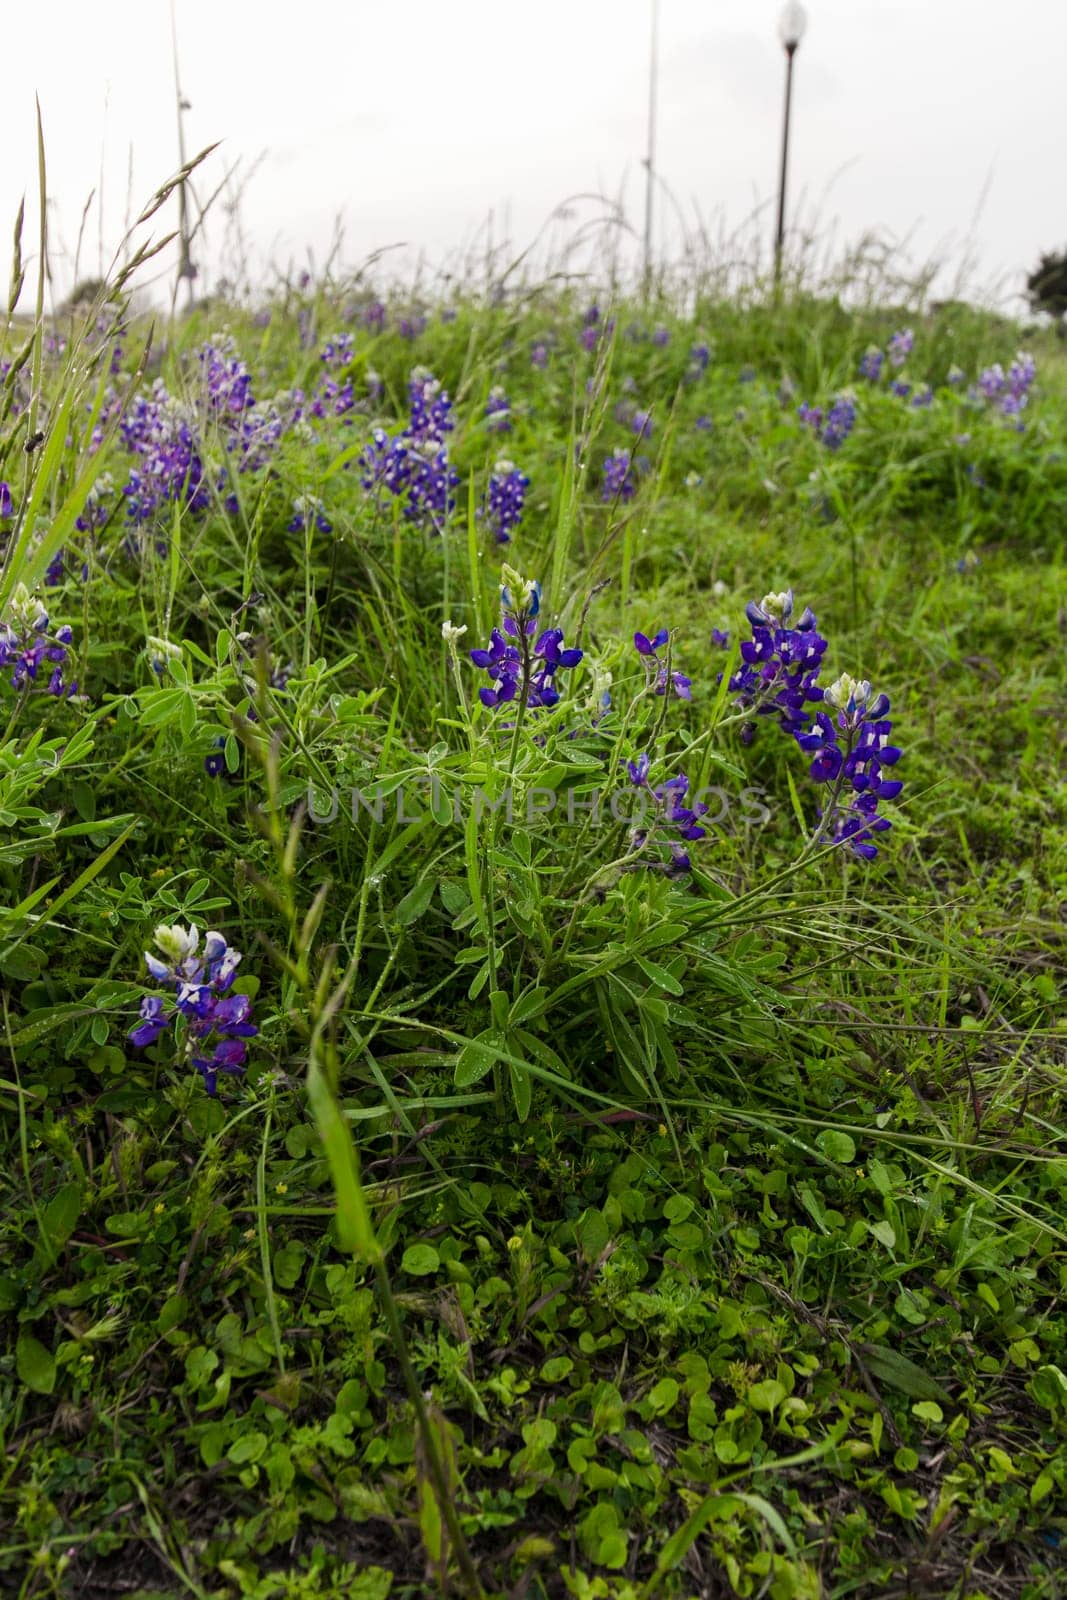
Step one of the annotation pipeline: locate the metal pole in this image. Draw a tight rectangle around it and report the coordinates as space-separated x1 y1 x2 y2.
642 0 660 299
170 0 195 306
773 43 797 288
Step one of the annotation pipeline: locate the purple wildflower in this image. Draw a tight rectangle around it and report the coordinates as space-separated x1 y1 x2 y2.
486 386 512 434
796 674 903 859
485 459 529 544
626 757 707 876
320 333 354 366
633 627 691 700
128 923 258 1095
888 328 913 368
0 584 77 697
602 448 636 503
288 495 332 534
859 347 884 382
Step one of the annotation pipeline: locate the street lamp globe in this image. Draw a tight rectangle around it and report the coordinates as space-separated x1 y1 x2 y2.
778 1 807 50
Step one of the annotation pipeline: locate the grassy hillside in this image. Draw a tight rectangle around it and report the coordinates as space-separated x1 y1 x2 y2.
1 278 1064 1600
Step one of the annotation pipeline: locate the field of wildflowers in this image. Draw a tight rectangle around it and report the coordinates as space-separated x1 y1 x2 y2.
1 245 1065 1599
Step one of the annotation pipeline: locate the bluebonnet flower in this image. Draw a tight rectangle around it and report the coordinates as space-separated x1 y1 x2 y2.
602 448 636 503
397 313 427 340
128 923 258 1096
977 364 1004 401
320 333 354 366
580 311 614 352
486 386 512 433
711 628 730 648
797 401 823 436
75 473 116 533
822 395 856 450
633 627 692 700
440 306 458 324
469 567 582 711
0 583 77 697
485 458 529 544
631 408 653 441
889 379 911 400
652 326 670 347
859 346 884 381
360 371 458 530
626 756 707 875
205 735 227 777
362 301 386 333
288 495 332 534
407 371 454 444
1000 352 1036 417
799 397 855 449
728 590 827 736
911 385 933 408
119 381 209 524
530 340 549 370
0 483 12 519
689 342 711 376
731 594 903 860
469 624 582 709
361 428 410 498
405 440 459 528
309 376 356 421
196 340 255 418
947 364 965 386
795 673 903 859
695 414 713 432
888 328 913 368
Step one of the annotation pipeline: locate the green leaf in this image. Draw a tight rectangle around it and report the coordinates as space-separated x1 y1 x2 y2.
858 1344 949 1402
509 1062 532 1122
454 1028 504 1088
1030 1365 1067 1412
748 1379 787 1413
816 1130 856 1164
635 956 684 996
400 1243 440 1276
577 1208 610 1264
395 878 435 926
16 1332 55 1394
38 1181 82 1263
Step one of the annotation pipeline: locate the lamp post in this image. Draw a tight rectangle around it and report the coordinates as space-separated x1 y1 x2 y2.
642 0 661 300
773 1 807 289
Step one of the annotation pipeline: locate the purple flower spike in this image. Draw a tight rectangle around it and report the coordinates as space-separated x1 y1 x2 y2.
127 922 258 1096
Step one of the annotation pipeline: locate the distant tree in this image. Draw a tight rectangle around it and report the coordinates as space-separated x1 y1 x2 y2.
60 277 109 316
1027 250 1067 329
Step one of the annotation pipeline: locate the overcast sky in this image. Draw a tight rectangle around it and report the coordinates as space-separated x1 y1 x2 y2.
2 1 1061 310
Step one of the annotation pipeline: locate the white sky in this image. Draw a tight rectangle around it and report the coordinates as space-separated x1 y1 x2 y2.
3 1 1061 309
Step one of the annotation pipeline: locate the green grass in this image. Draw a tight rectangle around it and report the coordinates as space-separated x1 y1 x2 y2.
0 272 1064 1600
